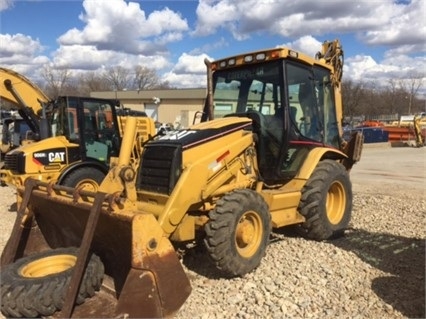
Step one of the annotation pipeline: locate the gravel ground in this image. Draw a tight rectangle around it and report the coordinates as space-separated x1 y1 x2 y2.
0 146 425 318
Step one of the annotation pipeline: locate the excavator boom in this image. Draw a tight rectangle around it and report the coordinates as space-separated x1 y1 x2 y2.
0 67 49 113
0 67 51 152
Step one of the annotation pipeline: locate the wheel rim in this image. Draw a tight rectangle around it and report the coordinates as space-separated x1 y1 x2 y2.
19 254 76 278
326 180 346 225
235 211 263 258
76 179 99 192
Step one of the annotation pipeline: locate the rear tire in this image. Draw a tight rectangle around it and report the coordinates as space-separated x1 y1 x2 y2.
62 167 105 192
1 247 104 318
297 160 352 240
204 189 271 277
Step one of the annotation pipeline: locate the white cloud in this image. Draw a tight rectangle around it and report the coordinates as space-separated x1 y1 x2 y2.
162 71 206 88
193 1 373 37
51 45 171 71
36 0 190 82
345 53 426 87
0 34 49 77
172 53 212 74
382 52 426 78
0 0 13 11
161 52 213 87
59 0 188 54
345 55 381 82
193 0 238 36
0 33 44 57
361 0 426 46
279 35 322 58
193 0 426 54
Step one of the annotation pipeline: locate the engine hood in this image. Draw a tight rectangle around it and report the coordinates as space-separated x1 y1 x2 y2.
154 117 252 150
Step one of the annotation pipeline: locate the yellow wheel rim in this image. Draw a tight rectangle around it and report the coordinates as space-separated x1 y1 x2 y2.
326 180 346 225
235 211 263 258
76 179 99 192
19 254 76 278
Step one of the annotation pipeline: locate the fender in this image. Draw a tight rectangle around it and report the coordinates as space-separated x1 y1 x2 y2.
296 147 347 181
57 159 109 185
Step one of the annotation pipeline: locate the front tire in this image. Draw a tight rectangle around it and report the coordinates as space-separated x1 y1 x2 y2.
204 189 271 277
1 247 104 318
62 167 105 192
297 159 352 240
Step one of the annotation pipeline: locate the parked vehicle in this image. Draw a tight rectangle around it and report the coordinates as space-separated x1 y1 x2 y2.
1 39 363 318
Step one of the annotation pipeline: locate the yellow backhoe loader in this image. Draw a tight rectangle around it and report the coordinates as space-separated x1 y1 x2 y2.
0 67 155 190
0 40 363 318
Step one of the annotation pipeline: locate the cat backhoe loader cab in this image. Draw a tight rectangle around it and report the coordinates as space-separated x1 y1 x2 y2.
1 40 363 318
0 67 155 190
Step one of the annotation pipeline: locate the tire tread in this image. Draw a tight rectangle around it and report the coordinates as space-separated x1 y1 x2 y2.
1 247 104 318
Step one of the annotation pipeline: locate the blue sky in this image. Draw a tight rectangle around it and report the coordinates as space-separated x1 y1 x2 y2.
0 0 425 94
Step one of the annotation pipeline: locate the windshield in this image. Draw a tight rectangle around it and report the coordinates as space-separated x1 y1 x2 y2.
212 60 282 118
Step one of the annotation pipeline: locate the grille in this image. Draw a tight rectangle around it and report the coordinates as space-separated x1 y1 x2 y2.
137 144 182 195
4 152 22 172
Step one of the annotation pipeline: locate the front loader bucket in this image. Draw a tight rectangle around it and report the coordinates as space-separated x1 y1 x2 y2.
1 178 191 318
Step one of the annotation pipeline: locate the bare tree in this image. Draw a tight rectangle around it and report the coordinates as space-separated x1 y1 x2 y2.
381 79 410 115
103 66 131 91
101 65 171 91
156 80 173 89
342 79 365 120
398 72 424 114
132 65 161 90
78 72 112 96
41 65 72 98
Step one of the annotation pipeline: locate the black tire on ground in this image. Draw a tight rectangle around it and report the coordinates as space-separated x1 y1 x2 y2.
297 159 352 241
1 247 104 318
204 189 271 277
62 167 105 191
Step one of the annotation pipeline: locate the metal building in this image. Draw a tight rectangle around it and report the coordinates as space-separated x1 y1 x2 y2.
91 88 206 128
